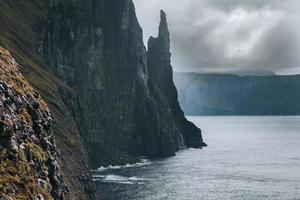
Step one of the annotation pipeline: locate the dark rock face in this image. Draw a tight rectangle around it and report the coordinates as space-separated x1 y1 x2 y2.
37 0 153 166
148 11 206 150
174 72 300 115
36 1 205 167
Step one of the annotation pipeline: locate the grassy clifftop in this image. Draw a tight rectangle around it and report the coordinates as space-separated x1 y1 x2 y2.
0 47 62 199
0 1 97 199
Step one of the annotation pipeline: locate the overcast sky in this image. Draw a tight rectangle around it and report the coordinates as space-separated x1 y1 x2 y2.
133 0 300 75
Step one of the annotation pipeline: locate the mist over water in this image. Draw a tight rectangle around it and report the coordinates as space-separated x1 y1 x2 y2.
93 116 300 200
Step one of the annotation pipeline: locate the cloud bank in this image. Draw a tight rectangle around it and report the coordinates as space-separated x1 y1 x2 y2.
133 0 300 74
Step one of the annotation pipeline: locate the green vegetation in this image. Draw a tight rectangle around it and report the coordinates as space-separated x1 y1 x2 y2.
0 147 52 200
0 47 54 200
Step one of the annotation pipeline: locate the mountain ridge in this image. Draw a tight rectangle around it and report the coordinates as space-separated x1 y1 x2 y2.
174 72 300 115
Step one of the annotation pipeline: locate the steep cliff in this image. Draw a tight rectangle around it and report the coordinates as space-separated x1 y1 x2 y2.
0 47 64 200
0 1 97 199
147 11 206 150
0 0 205 199
35 0 205 167
174 72 300 115
37 0 155 166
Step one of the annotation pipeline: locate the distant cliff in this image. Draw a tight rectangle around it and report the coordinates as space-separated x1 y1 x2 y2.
174 72 300 115
0 0 205 199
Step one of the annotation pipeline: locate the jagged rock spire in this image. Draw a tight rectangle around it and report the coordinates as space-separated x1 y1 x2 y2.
158 10 168 36
148 10 171 51
147 10 206 153
158 10 170 51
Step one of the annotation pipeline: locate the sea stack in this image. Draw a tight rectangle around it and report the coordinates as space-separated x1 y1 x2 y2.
148 10 207 149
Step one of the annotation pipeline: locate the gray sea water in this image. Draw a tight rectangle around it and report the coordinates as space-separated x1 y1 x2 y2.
93 116 300 200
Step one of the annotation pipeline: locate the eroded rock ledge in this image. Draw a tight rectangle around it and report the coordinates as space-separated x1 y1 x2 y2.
0 47 65 200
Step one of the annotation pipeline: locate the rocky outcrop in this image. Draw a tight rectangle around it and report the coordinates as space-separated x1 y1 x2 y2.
0 47 64 200
174 72 300 115
148 11 206 149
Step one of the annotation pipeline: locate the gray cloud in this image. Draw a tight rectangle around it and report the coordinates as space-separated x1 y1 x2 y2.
133 0 300 75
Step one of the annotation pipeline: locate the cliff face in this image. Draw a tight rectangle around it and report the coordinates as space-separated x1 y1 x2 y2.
0 1 97 199
36 0 205 167
148 11 206 150
0 47 64 199
38 0 158 166
174 72 300 115
0 0 205 199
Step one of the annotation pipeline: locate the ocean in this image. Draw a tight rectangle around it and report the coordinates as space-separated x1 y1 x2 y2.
93 116 300 200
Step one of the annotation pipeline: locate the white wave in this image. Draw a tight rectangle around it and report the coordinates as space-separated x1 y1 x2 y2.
92 174 106 178
93 165 122 171
93 178 134 184
115 181 134 185
92 159 152 172
92 174 150 184
92 178 102 182
105 174 128 181
128 176 150 181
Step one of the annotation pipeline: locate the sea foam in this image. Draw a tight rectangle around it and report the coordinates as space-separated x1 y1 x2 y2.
92 159 152 172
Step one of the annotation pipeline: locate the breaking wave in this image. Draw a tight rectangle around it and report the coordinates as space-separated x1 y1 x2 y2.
92 174 149 184
92 159 152 172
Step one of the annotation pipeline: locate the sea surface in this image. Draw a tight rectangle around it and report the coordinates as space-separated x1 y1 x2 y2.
93 116 300 200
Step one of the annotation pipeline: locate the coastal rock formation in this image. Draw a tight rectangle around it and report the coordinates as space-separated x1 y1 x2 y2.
0 0 205 199
0 47 64 200
36 0 206 167
147 11 206 150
